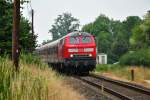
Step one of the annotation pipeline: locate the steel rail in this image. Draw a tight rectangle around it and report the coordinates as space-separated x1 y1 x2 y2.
90 74 150 95
75 76 133 100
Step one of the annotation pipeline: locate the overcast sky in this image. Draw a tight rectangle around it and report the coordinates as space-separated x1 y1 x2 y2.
23 0 150 44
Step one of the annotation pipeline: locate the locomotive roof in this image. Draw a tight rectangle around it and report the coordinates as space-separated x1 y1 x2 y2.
36 32 92 50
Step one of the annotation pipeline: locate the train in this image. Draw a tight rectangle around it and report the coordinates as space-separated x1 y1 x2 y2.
36 31 97 74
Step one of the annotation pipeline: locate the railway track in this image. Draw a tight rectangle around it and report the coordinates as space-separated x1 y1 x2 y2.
74 74 150 100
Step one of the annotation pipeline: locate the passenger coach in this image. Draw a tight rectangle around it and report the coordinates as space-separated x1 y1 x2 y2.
36 31 97 73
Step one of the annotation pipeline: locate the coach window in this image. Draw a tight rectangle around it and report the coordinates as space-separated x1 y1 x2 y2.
82 36 92 43
49 48 51 54
60 39 63 44
52 47 54 54
62 39 65 44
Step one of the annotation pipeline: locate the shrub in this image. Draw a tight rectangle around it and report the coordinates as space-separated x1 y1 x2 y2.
119 48 150 66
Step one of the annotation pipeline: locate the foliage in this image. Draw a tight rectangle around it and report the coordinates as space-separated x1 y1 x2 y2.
0 0 37 56
82 23 93 34
49 12 80 40
119 48 150 66
131 11 150 49
122 16 142 39
130 25 146 49
20 17 37 52
82 14 141 63
122 11 150 66
0 0 13 55
111 32 129 61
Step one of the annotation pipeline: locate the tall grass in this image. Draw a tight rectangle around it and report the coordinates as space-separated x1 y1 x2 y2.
96 64 121 72
0 56 13 100
20 53 47 69
0 55 48 100
0 54 85 100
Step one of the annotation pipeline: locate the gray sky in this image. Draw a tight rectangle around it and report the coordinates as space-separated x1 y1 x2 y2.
23 0 150 44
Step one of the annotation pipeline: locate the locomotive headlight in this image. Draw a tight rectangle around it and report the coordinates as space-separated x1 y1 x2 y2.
89 54 92 57
70 54 73 57
68 48 78 52
84 48 94 52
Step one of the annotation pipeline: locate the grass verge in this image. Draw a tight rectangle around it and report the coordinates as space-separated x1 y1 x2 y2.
95 64 150 88
0 54 85 100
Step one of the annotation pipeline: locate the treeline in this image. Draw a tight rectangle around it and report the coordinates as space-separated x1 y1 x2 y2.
0 0 37 56
120 11 150 66
82 12 150 65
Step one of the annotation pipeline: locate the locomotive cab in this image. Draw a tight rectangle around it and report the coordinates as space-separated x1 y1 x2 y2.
63 32 97 72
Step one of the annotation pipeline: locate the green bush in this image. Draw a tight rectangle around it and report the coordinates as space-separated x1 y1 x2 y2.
119 48 150 66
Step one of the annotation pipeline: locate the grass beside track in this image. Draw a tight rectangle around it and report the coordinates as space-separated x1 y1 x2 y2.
95 64 150 88
0 54 85 100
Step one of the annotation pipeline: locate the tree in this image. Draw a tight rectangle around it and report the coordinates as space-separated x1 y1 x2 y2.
141 11 150 45
92 14 110 35
0 0 37 55
112 33 129 60
20 17 37 52
0 0 13 54
131 11 150 49
119 11 150 66
82 23 93 34
82 14 142 63
49 12 80 40
123 16 142 39
110 20 129 62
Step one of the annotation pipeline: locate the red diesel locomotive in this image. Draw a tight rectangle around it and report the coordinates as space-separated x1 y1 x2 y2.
36 31 97 73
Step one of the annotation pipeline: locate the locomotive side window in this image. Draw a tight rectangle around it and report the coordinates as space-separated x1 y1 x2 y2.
69 37 80 44
82 36 92 43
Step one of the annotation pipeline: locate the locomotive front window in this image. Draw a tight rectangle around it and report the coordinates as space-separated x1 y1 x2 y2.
69 37 80 44
82 36 92 43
